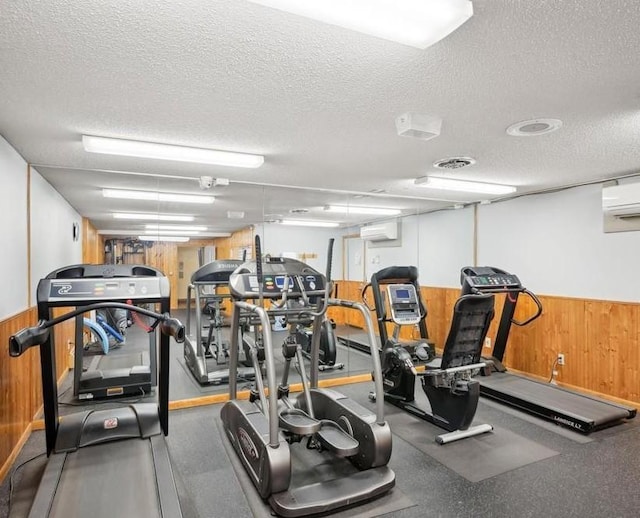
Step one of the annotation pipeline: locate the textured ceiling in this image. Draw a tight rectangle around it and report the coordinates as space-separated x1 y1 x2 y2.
2 0 640 234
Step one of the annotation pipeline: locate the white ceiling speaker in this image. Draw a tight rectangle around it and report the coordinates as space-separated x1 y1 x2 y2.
396 113 442 141
506 118 563 137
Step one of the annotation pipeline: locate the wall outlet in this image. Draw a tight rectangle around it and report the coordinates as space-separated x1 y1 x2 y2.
484 337 491 348
557 353 565 366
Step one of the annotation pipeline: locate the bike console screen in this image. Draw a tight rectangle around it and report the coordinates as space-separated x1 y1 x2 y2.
386 284 421 325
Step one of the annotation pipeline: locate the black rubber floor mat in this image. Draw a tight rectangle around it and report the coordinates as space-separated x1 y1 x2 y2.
215 417 415 518
384 404 559 483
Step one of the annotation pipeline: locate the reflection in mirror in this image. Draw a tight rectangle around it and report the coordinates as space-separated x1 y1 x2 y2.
30 163 473 404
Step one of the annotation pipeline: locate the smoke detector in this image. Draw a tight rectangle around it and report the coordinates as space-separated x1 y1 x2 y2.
506 118 562 137
395 113 442 141
433 157 476 170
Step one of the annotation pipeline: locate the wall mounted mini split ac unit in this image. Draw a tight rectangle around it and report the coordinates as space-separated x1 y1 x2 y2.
603 182 640 217
359 221 398 241
602 181 640 233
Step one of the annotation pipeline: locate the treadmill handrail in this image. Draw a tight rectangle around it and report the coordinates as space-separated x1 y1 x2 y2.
512 289 543 327
10 302 185 356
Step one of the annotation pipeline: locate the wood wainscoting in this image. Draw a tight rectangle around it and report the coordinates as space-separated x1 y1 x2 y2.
333 280 640 406
0 307 73 482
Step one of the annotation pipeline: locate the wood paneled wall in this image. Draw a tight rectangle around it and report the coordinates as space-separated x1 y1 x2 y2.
0 307 73 482
214 226 255 261
82 218 103 264
333 280 640 406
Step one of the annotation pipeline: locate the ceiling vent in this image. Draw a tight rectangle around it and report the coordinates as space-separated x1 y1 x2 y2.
289 208 309 214
433 157 476 170
506 118 562 137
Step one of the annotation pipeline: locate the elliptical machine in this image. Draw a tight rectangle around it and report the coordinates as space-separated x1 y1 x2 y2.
296 317 344 371
368 266 495 444
221 237 395 517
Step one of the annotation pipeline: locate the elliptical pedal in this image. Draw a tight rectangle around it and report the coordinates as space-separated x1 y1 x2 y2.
316 420 359 457
279 408 322 435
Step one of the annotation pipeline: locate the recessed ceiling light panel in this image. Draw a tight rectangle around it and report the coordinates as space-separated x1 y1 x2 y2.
138 235 190 243
506 118 563 137
113 213 194 222
280 219 340 228
414 176 516 195
324 205 401 216
83 135 264 168
146 225 207 231
103 189 214 204
248 0 473 49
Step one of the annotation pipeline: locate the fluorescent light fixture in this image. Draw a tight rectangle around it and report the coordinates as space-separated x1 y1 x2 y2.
138 235 190 243
145 225 207 231
324 205 401 216
414 176 516 195
280 219 340 228
83 135 264 168
113 213 194 222
103 189 214 204
144 230 199 236
248 0 473 49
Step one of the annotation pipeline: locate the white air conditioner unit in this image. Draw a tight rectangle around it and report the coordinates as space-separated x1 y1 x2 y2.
603 182 640 218
360 221 398 241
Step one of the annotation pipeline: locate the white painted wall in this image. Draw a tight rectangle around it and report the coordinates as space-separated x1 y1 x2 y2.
257 224 344 277
0 136 29 318
477 184 640 302
415 208 475 288
30 168 83 300
359 209 475 288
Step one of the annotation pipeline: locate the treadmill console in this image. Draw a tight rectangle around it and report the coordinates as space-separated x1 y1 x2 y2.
461 266 522 294
386 284 421 325
191 260 243 285
44 277 169 303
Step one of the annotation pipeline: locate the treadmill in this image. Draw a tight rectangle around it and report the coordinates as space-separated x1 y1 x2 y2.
183 260 257 385
59 264 158 399
9 264 184 517
461 266 636 433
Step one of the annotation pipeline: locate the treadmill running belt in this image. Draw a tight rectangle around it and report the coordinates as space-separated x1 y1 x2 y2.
50 439 160 517
479 373 633 430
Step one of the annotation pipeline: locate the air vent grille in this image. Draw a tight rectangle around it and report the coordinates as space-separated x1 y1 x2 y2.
433 157 476 169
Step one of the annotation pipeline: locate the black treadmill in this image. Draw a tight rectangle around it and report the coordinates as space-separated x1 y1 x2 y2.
461 266 636 433
53 263 158 400
9 264 184 517
183 260 257 385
